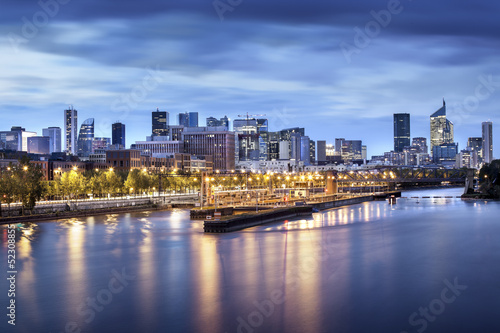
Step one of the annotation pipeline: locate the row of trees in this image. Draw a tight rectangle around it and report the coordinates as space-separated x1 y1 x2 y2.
0 157 44 214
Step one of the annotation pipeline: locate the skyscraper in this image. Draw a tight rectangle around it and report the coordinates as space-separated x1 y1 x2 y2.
64 106 78 155
112 122 126 147
77 118 94 157
430 100 454 154
394 113 410 153
42 127 62 153
178 112 199 127
206 116 229 130
467 137 483 165
152 109 168 137
482 121 493 164
316 140 327 163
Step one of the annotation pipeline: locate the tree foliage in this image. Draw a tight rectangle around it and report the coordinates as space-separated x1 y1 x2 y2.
479 160 500 198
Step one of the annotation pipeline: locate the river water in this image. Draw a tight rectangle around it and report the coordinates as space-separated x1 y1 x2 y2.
1 187 500 333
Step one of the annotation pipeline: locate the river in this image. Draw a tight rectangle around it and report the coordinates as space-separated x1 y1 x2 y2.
1 187 500 333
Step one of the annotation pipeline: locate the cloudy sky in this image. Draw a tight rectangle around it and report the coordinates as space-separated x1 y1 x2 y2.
1 0 499 157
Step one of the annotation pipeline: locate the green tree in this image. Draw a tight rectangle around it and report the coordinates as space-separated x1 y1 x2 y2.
15 157 44 214
479 160 500 198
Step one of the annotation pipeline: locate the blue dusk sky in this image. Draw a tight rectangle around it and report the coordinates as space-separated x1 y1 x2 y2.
0 0 499 157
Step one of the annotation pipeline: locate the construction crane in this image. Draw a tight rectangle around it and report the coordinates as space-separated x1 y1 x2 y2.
237 113 266 161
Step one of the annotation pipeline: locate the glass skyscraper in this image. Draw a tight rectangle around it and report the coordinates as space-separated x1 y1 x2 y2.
482 121 493 164
430 100 454 154
64 106 78 155
394 113 410 153
152 109 169 137
112 122 126 147
42 127 62 153
77 118 94 157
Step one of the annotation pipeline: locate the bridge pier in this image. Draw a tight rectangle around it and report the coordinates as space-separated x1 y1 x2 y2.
326 171 338 195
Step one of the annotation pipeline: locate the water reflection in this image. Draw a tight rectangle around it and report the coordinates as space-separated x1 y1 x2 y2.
2 187 500 333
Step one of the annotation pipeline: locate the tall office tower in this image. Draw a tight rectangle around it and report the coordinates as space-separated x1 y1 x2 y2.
300 136 311 165
77 118 95 157
316 140 327 163
178 112 199 127
482 121 493 164
42 127 62 153
206 116 229 130
267 132 280 160
430 100 454 154
112 122 126 147
64 106 78 155
290 134 302 161
309 140 316 164
233 117 268 161
467 137 483 164
394 113 411 152
412 137 428 154
152 109 169 137
279 141 290 160
335 138 345 155
362 145 367 160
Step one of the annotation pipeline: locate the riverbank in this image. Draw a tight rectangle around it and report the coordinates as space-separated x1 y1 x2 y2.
0 203 166 225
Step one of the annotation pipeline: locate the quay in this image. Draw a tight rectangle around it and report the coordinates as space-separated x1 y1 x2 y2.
203 191 401 233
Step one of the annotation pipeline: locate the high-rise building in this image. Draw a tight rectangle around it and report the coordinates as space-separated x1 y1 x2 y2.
27 137 50 155
279 141 290 160
412 137 428 154
317 140 327 163
482 121 493 164
309 140 316 164
42 127 62 153
267 132 280 161
233 117 268 161
300 136 311 165
182 127 235 171
362 145 367 160
430 100 454 154
64 106 78 155
207 115 230 130
178 112 199 127
432 143 458 165
77 118 95 157
112 122 126 147
152 109 169 137
467 137 483 166
394 113 411 153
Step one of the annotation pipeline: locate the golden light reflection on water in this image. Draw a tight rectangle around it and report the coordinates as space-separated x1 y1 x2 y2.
137 216 156 325
16 223 40 324
194 237 222 333
64 218 87 312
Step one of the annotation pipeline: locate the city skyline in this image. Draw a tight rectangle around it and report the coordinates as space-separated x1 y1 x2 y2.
1 0 499 157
